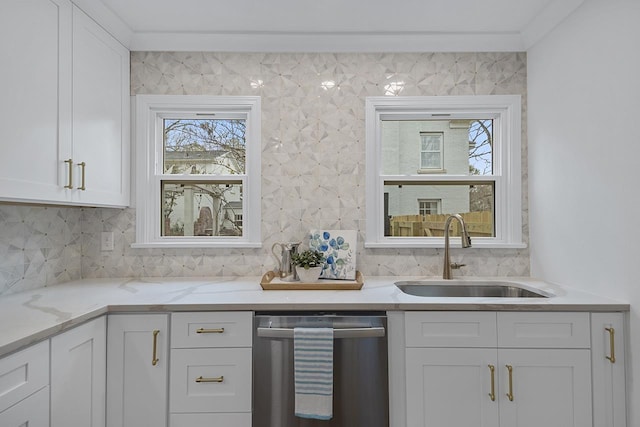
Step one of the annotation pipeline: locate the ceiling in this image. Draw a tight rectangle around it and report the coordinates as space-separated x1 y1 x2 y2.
75 0 586 52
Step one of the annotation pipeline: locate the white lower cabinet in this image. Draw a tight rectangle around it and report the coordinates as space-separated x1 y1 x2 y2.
107 314 169 427
592 313 627 427
0 340 50 426
0 386 50 427
51 316 107 427
402 311 594 427
169 312 252 427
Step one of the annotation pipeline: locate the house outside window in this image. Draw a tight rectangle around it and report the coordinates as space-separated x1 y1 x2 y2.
134 95 261 248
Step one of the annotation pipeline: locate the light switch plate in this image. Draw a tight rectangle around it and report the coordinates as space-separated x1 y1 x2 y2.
101 231 114 251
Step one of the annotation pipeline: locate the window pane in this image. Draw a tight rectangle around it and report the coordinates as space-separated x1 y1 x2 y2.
421 152 441 169
163 119 246 175
161 181 243 237
383 183 494 237
381 119 493 175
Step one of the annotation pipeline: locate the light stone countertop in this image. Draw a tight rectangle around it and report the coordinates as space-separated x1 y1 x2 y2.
0 275 629 358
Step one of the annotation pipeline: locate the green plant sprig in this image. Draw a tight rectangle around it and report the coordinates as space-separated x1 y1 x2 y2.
291 250 325 269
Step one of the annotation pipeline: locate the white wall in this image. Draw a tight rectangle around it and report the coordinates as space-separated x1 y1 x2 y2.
528 0 640 422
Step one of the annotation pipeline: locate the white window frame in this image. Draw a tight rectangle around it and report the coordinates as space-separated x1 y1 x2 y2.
365 95 524 249
133 95 261 248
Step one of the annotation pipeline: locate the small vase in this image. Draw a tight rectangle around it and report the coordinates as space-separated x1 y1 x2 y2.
296 266 323 283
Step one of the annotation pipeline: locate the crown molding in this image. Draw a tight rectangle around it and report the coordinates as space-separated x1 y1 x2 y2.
129 31 527 52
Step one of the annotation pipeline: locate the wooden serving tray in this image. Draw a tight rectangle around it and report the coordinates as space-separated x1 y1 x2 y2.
260 270 364 290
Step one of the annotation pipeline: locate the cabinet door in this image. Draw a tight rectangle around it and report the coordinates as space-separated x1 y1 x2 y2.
406 348 499 427
0 0 72 204
107 314 169 427
72 6 130 207
498 349 592 427
51 316 106 427
0 386 49 427
591 313 627 427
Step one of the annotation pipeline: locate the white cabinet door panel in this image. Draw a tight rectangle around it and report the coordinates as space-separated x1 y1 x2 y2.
0 386 49 427
406 347 499 427
51 316 106 427
72 6 129 207
0 0 72 203
592 313 627 427
498 349 592 427
107 314 169 427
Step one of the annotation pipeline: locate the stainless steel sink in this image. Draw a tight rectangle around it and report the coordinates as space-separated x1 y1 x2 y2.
395 280 550 298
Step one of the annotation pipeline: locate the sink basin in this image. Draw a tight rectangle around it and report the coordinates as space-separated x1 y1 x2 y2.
395 280 550 298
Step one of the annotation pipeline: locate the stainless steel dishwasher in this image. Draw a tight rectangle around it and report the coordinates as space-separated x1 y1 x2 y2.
253 311 389 427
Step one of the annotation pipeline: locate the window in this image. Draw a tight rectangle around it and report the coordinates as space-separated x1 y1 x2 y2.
366 95 523 248
418 199 440 216
134 95 261 248
420 133 443 170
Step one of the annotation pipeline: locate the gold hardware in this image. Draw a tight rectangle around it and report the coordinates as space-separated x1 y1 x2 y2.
196 327 225 334
506 365 514 401
195 375 224 383
77 162 86 190
152 330 160 366
488 364 496 401
64 159 73 189
605 327 616 363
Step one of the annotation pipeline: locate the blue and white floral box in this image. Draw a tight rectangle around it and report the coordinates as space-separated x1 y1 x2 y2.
308 230 357 280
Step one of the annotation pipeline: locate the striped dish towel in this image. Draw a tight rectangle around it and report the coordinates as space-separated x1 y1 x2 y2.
294 327 334 420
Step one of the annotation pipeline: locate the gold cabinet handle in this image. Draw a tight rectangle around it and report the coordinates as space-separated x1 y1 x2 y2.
64 159 73 189
77 162 86 190
605 327 616 363
196 327 225 334
195 375 224 383
152 330 160 366
506 365 514 401
488 364 496 401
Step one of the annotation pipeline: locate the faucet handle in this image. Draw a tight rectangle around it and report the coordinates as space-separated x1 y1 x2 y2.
450 262 466 270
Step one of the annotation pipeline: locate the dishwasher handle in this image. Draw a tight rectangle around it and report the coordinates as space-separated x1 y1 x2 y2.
257 326 385 339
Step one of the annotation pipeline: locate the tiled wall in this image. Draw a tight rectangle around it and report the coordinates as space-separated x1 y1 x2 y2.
0 52 530 295
0 204 82 294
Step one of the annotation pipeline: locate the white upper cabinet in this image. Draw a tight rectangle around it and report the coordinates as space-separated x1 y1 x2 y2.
0 0 72 203
71 5 130 206
0 0 129 207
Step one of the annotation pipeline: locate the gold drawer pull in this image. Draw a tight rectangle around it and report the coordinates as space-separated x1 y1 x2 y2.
152 330 160 366
605 327 616 363
77 162 86 190
506 365 514 401
64 159 73 189
195 375 224 383
196 328 225 334
488 364 496 401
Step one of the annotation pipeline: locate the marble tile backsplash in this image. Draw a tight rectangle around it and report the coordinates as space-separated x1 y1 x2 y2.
0 52 530 295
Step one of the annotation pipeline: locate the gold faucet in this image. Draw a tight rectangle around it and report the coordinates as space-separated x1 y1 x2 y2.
443 214 472 279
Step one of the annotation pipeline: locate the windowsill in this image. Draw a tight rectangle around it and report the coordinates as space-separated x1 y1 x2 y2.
416 168 447 174
364 240 527 249
131 241 263 249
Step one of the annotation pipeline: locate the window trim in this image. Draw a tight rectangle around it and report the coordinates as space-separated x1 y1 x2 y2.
133 95 261 248
365 95 524 249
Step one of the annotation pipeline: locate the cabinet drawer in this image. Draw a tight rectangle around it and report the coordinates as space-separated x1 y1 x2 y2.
0 385 49 427
405 312 497 347
170 348 252 413
0 340 49 412
171 312 252 348
497 312 590 348
170 412 251 427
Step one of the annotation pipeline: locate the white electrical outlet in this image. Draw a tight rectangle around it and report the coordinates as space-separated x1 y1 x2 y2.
101 231 115 251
